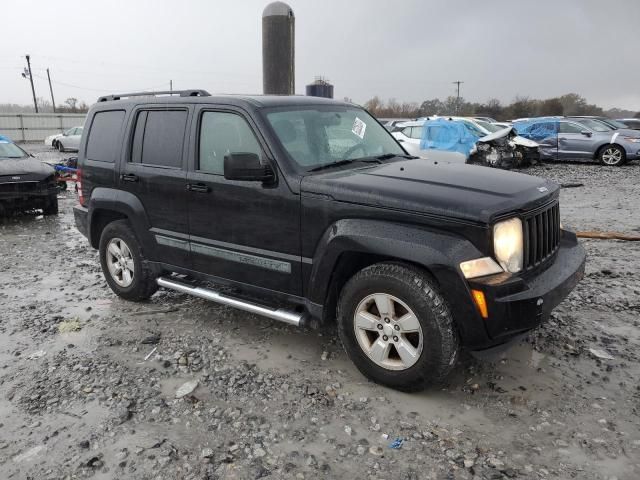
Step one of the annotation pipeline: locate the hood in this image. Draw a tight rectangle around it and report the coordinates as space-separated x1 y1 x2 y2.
478 127 539 148
0 158 55 179
301 159 558 224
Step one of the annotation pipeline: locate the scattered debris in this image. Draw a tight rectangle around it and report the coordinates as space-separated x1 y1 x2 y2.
389 438 404 449
58 319 81 333
26 350 46 360
577 231 640 241
13 445 46 462
588 348 615 360
131 308 179 316
144 346 158 361
175 380 199 398
140 333 161 344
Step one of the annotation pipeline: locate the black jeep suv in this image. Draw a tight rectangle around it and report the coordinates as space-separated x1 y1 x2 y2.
74 90 585 391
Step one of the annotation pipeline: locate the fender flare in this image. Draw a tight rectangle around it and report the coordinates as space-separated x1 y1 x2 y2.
306 219 490 345
87 188 153 249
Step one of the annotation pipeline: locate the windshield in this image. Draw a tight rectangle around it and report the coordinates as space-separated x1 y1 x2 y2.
575 118 612 132
0 141 28 159
475 119 505 133
599 118 628 129
265 106 405 170
460 120 489 136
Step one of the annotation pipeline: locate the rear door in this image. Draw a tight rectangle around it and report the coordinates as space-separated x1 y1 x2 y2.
118 107 192 267
558 121 594 160
185 106 302 295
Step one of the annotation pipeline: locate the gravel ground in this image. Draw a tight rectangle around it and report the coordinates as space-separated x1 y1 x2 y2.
1 145 639 480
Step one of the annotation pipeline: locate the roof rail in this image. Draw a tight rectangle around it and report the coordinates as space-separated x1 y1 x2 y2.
97 89 211 102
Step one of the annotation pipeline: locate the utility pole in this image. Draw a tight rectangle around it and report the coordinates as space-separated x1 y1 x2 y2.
47 68 56 113
24 55 39 113
170 80 173 93
452 80 463 114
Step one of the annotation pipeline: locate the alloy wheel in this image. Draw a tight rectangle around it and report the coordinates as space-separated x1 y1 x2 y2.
106 237 135 287
353 293 424 371
602 147 623 165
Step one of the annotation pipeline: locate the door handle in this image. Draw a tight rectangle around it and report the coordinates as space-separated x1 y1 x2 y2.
121 173 138 182
186 183 211 193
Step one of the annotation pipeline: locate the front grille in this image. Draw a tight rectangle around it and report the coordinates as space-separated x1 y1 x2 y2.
0 181 40 194
523 202 560 270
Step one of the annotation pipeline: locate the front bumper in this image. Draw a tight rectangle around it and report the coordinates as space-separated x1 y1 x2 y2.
468 231 586 347
0 182 57 209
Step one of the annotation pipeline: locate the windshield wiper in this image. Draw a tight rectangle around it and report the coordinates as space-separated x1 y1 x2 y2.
307 157 383 172
375 153 419 160
307 154 417 173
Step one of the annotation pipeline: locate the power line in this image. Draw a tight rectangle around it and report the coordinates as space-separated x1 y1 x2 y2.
31 73 167 93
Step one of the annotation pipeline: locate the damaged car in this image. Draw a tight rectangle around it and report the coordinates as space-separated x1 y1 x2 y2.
0 136 58 216
393 118 539 168
473 126 540 168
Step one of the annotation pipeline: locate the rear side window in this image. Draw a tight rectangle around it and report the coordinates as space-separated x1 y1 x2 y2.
410 126 423 139
559 122 583 134
198 112 262 175
131 110 188 168
86 110 125 163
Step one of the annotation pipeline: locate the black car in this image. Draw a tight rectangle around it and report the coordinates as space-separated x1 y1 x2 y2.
0 138 58 215
73 90 586 391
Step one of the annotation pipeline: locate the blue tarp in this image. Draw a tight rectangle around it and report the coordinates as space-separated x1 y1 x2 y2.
419 118 480 157
512 118 559 141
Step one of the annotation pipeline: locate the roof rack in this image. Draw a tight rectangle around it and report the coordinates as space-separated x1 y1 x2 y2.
97 89 211 102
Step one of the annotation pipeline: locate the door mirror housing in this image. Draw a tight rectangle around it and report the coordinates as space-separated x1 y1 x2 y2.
224 153 274 182
580 130 592 137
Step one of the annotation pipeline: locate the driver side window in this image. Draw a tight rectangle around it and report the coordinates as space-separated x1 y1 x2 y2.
198 112 262 175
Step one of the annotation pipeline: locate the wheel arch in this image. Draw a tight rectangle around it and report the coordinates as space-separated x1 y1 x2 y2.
306 219 489 345
87 188 153 251
594 142 626 161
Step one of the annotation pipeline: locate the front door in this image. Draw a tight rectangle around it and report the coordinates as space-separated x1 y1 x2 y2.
558 121 594 160
118 107 191 267
186 107 301 295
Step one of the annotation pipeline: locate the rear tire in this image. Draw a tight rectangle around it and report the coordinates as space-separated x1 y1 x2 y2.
99 219 158 301
337 262 459 392
599 145 625 166
42 194 58 215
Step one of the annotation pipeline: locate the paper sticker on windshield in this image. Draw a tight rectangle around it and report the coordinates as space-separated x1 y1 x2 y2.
352 117 367 139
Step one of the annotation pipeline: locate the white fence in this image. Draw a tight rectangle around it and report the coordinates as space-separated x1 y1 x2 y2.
0 113 87 142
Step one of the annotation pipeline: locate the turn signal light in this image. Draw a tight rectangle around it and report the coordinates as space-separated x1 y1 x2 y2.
471 289 488 319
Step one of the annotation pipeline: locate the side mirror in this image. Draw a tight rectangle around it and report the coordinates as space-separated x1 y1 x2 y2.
580 130 592 137
224 152 274 182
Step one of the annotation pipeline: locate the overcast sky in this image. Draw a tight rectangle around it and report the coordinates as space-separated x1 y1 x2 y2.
2 0 639 110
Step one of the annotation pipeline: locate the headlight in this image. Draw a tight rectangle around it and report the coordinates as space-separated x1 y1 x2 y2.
493 217 523 273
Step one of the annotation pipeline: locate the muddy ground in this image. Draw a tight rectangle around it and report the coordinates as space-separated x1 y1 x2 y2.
1 145 639 480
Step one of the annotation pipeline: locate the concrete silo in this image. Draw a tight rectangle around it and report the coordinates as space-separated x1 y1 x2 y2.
262 2 295 95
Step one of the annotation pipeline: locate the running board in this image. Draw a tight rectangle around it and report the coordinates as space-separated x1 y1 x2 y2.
156 277 305 327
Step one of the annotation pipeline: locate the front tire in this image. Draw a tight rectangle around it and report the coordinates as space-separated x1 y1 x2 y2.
337 263 459 392
599 145 626 166
42 194 58 215
57 142 64 152
99 219 158 301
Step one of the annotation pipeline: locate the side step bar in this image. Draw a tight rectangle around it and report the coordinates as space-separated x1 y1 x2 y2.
156 277 305 327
